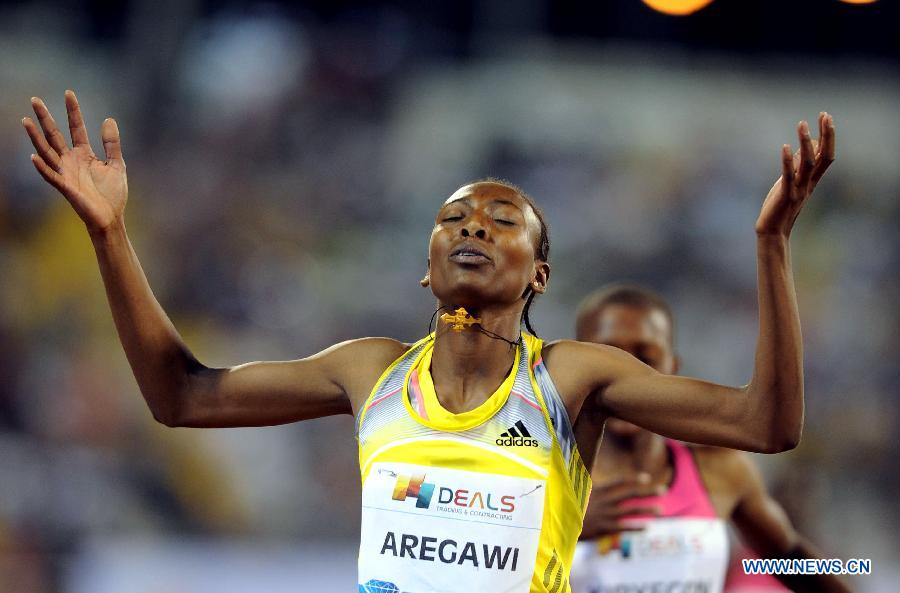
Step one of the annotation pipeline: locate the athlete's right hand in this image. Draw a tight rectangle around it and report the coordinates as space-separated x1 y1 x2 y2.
579 474 662 539
23 90 127 235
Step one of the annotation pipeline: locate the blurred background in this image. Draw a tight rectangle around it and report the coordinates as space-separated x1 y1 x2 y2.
0 0 897 591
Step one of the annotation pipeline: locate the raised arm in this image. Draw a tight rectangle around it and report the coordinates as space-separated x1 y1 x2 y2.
553 114 835 453
23 91 402 428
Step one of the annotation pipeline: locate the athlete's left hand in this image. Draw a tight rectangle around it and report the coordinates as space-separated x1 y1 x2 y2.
755 112 835 237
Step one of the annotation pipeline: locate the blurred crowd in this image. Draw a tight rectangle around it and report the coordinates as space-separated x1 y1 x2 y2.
0 2 897 592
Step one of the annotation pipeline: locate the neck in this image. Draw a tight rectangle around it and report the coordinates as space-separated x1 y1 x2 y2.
429 304 522 412
597 430 669 477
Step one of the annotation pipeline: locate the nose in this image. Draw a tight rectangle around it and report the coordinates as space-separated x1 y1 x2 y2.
461 218 487 240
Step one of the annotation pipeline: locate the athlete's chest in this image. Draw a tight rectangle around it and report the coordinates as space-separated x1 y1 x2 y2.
357 384 557 474
357 363 556 593
429 377 517 415
358 335 557 465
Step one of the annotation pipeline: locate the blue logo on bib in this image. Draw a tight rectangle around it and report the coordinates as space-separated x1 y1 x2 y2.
359 579 412 593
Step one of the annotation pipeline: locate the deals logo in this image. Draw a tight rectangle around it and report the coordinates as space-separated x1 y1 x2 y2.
598 533 632 559
383 469 521 516
391 473 436 509
496 420 539 447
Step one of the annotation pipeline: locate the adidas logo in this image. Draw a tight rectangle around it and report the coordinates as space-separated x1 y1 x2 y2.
495 420 539 447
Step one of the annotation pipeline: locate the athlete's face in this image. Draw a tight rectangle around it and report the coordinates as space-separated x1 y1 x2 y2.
579 303 676 437
427 183 548 309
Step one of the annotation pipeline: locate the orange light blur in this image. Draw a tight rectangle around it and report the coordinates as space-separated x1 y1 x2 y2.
642 0 715 16
838 0 878 4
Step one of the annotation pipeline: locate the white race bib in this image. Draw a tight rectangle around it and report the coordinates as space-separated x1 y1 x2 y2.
359 462 546 593
570 518 728 593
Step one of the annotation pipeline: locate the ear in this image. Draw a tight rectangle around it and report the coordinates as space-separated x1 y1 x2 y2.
420 258 431 287
530 261 551 295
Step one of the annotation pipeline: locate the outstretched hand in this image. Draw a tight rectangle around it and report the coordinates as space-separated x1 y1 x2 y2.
23 90 127 235
755 112 835 237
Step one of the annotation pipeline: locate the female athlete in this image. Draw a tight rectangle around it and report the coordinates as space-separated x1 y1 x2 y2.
569 284 851 593
22 91 834 593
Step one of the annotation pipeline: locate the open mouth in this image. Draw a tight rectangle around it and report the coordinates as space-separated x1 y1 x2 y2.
449 244 491 264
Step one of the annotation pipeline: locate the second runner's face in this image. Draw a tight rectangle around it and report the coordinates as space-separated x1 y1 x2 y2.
428 183 546 310
582 304 676 437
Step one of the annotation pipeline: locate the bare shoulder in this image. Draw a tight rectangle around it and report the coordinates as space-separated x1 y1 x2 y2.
541 339 628 371
540 340 630 414
309 336 412 409
323 336 411 360
540 340 597 390
542 338 619 357
320 336 411 374
543 338 650 386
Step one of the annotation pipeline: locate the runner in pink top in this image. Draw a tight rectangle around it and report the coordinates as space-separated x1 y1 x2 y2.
571 433 729 593
569 285 852 593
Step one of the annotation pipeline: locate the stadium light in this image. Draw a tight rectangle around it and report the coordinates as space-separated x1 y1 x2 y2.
641 0 715 16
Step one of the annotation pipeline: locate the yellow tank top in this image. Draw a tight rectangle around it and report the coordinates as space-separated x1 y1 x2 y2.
355 332 591 593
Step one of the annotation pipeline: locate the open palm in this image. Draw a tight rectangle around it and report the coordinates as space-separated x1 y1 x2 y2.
755 113 835 237
23 90 127 234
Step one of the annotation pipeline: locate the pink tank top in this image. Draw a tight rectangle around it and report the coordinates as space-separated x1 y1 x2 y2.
570 439 729 593
621 438 717 518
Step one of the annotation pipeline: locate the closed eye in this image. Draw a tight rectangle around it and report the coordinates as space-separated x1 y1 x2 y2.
442 215 464 222
494 218 516 226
